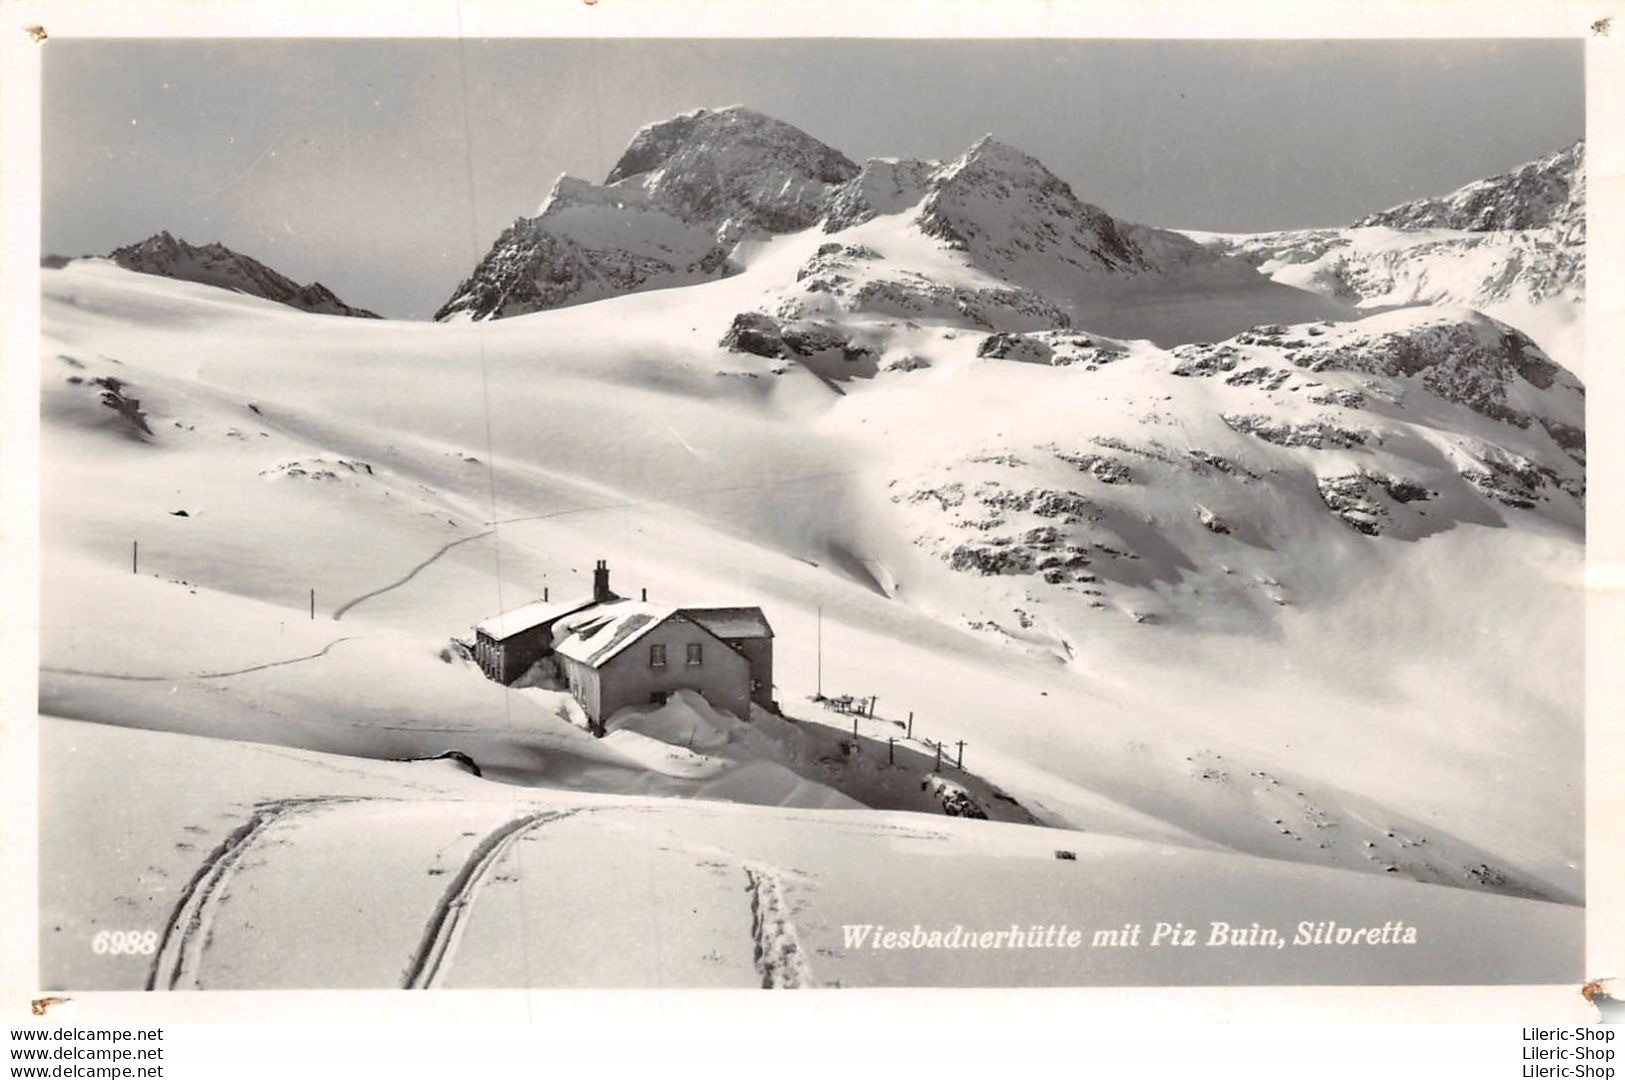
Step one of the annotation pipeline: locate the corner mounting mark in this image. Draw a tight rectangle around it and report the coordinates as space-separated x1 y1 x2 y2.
1582 977 1625 1024
24 24 47 42
1592 15 1612 35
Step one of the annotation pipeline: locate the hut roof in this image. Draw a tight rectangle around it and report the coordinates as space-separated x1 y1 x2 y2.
474 596 594 640
554 601 679 668
681 607 773 639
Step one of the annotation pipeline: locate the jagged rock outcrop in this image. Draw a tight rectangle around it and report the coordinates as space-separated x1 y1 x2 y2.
106 232 379 318
1283 309 1582 435
719 312 873 366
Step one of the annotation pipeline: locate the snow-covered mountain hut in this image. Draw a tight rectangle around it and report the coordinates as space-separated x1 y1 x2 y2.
473 562 774 734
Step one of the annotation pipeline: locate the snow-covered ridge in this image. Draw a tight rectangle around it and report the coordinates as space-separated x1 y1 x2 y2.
1355 140 1584 233
822 157 941 232
437 107 1264 326
1184 141 1585 372
104 231 379 319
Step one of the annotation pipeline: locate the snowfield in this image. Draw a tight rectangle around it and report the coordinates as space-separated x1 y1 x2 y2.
34 117 1586 988
37 249 1582 987
1185 225 1584 377
41 717 1580 990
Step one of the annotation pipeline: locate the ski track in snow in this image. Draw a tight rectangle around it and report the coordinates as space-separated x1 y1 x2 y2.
43 637 362 683
402 809 577 989
744 867 813 989
148 796 361 991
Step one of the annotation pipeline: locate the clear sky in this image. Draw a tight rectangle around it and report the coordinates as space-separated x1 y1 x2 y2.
44 38 1583 319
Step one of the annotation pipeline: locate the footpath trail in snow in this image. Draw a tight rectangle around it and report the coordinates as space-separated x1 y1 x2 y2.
330 469 856 621
744 867 813 989
44 637 362 683
331 531 496 621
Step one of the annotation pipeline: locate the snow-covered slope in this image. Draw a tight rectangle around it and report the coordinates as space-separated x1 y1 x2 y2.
1185 142 1584 371
103 231 379 318
39 255 1583 913
41 716 1579 990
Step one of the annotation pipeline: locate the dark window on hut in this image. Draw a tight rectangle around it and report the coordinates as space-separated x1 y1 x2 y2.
650 643 667 667
687 643 703 666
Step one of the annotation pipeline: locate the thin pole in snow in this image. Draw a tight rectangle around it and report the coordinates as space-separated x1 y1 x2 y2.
934 742 942 770
888 737 894 765
956 741 965 769
868 696 878 718
816 605 822 698
132 540 138 574
310 588 315 620
907 711 914 738
852 715 858 741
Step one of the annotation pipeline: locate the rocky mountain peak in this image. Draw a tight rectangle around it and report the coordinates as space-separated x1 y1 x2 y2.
607 106 856 188
106 233 379 319
912 133 1150 281
436 106 862 321
953 134 1042 172
603 105 860 235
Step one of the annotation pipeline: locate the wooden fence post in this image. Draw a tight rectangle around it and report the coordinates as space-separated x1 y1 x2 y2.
956 740 965 769
934 741 942 770
907 711 913 738
888 737 895 765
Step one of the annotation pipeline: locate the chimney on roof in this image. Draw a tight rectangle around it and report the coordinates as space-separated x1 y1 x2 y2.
594 560 612 603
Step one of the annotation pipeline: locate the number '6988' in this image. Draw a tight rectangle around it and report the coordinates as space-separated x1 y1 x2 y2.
92 930 159 955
